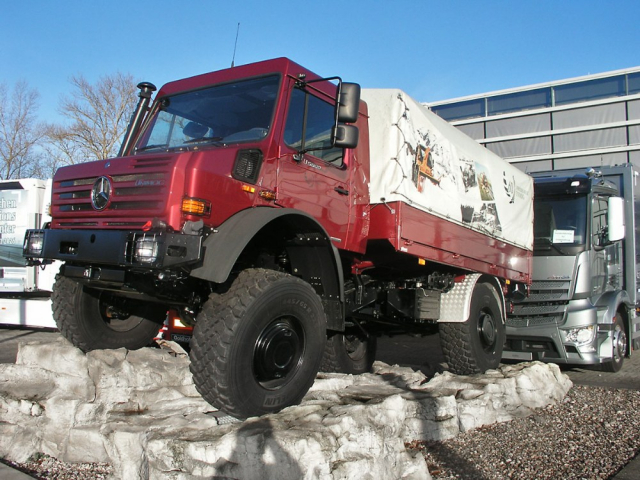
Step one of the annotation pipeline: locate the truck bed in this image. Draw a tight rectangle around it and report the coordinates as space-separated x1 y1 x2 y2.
363 89 534 256
368 201 532 283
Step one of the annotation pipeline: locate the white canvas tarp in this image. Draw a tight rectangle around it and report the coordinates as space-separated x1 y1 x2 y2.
363 89 533 251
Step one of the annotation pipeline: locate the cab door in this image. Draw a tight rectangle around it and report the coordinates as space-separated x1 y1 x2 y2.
275 83 351 245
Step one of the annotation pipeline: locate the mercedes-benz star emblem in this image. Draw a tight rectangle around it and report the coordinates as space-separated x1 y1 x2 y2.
91 176 112 211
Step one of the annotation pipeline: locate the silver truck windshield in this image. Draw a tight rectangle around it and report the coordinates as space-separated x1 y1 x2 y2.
534 195 587 254
135 75 279 152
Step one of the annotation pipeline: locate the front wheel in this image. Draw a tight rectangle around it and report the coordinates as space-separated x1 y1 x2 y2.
602 313 627 373
439 281 505 375
189 268 327 419
52 274 166 352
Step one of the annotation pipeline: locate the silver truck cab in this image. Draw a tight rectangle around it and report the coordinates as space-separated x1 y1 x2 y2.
504 164 640 372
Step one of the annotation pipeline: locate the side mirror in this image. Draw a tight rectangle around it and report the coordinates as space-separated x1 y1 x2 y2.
608 196 625 242
337 83 361 123
333 124 359 149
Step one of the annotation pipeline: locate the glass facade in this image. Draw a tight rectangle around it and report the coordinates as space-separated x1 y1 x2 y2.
427 68 640 172
630 72 640 94
487 88 551 116
431 71 639 122
430 98 485 121
554 76 625 105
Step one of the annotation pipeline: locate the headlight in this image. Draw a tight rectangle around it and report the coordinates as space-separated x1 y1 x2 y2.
134 236 159 264
561 325 595 345
24 230 45 256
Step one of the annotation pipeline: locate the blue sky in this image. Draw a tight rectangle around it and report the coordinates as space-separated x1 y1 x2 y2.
2 0 640 123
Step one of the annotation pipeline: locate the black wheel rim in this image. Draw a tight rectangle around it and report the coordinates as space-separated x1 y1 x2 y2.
98 293 144 332
253 316 304 389
477 309 497 352
344 334 367 361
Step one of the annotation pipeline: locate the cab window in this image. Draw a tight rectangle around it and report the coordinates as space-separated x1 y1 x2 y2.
284 88 343 166
592 196 609 248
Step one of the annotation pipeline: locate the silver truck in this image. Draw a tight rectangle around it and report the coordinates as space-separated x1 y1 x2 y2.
503 164 640 371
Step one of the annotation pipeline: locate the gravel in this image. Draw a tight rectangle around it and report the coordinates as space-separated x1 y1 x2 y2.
2 453 112 479
409 385 640 479
3 385 640 479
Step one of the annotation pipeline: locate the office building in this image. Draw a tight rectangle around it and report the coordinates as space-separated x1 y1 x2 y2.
427 67 640 172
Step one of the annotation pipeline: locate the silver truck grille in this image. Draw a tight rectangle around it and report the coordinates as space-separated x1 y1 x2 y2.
506 279 571 327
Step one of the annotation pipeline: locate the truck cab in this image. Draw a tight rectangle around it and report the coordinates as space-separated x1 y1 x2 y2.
504 165 639 371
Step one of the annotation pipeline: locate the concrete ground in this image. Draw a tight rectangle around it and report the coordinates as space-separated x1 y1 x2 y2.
1 326 639 478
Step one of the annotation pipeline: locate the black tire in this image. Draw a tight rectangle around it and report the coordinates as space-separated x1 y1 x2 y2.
602 313 627 373
189 268 327 419
52 274 165 352
321 330 377 374
439 281 504 375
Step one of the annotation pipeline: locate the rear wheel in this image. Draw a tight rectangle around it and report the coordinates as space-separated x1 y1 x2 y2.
440 281 504 374
52 274 165 352
321 329 377 374
190 268 326 419
602 313 627 373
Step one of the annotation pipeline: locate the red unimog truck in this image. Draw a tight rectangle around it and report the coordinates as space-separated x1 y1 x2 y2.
24 58 533 419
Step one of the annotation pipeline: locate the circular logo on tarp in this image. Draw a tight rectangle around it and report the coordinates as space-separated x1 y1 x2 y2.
91 176 112 211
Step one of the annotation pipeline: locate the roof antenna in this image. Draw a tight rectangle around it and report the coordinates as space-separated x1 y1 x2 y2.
231 23 240 67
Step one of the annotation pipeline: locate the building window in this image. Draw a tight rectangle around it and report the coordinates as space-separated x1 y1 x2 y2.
487 88 552 116
554 75 625 106
431 98 485 121
553 127 627 153
485 136 552 158
629 72 640 95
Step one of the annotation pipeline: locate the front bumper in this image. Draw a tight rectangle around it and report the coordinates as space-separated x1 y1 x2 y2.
23 228 202 270
504 302 615 366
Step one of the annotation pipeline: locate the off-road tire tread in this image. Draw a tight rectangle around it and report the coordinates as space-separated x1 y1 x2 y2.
52 273 163 352
52 274 91 351
440 321 478 374
320 337 343 373
439 281 504 375
189 268 324 419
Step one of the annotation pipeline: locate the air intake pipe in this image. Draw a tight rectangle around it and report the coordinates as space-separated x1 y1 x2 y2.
118 81 156 157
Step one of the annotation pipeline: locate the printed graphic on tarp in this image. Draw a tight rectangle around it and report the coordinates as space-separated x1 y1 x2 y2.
363 89 533 251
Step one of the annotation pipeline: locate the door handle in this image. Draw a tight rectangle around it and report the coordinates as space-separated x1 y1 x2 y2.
334 186 349 196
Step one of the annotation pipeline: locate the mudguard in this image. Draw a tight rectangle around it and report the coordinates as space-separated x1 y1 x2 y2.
595 290 632 325
190 207 343 297
439 274 505 323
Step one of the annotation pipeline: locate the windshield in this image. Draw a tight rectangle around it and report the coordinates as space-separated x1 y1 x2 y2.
135 75 280 152
534 195 587 255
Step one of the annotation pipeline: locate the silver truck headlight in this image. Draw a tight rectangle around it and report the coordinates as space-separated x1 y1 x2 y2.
561 325 595 345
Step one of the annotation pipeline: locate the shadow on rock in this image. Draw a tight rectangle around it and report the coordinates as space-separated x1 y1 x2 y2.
206 417 303 480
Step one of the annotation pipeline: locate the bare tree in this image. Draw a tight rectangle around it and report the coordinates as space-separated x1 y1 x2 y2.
0 81 46 179
46 72 138 168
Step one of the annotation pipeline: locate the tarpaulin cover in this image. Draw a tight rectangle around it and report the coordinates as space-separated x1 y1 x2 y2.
363 89 533 251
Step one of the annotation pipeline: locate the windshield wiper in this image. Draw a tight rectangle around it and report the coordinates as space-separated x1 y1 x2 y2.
135 144 168 152
183 136 224 146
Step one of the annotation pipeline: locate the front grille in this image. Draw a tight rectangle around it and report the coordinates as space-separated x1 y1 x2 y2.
53 166 170 228
507 279 571 327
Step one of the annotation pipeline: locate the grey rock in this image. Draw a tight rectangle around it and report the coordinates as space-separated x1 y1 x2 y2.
0 338 572 479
